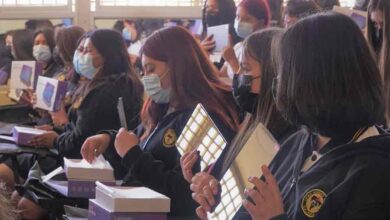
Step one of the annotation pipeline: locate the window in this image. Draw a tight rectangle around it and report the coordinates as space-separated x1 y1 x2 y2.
98 0 201 6
0 0 68 6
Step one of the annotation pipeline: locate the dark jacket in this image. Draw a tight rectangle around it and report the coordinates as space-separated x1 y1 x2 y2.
54 74 142 175
233 127 390 220
103 108 237 217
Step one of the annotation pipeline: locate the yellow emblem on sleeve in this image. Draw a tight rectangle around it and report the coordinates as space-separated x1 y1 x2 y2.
301 189 327 218
163 128 177 148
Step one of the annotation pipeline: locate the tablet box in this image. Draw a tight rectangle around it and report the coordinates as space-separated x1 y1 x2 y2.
12 126 46 146
88 184 170 220
9 61 43 100
45 179 115 199
35 76 68 112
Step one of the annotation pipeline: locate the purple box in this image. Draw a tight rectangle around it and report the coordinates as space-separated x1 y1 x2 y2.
12 126 46 146
88 200 167 220
45 180 115 199
68 180 115 198
35 76 68 112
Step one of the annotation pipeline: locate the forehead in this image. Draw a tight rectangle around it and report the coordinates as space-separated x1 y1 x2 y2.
371 10 384 22
207 0 218 9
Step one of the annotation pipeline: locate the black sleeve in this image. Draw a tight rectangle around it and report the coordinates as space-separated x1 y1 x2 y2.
53 88 119 159
121 145 198 217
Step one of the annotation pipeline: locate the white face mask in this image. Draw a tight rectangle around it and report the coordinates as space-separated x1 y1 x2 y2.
234 19 254 39
73 51 98 80
33 45 52 63
142 73 172 104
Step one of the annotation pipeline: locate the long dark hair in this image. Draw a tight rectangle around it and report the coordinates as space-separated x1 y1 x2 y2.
140 26 240 139
367 0 390 125
275 12 384 137
74 29 143 110
55 25 85 67
220 28 288 176
12 29 34 60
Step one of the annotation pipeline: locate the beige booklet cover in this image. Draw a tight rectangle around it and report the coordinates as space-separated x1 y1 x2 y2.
230 123 279 190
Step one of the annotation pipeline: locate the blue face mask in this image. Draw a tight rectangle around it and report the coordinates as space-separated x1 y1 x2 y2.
33 45 52 63
122 28 132 41
72 51 98 80
234 19 254 39
142 74 172 104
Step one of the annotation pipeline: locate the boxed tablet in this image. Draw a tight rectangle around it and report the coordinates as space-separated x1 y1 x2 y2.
35 76 67 112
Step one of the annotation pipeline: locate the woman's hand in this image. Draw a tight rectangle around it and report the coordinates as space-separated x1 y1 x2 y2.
81 134 111 163
180 149 199 183
243 165 285 220
29 131 59 149
114 128 139 158
201 35 216 53
49 102 68 126
35 124 53 131
222 35 239 73
191 172 220 219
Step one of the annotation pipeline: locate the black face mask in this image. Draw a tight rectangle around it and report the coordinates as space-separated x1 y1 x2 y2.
232 74 259 114
206 12 221 27
373 28 383 54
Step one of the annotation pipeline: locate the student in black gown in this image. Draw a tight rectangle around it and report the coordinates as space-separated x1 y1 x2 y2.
193 12 390 220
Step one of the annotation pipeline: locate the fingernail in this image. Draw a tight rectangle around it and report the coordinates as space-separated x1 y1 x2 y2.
248 176 254 181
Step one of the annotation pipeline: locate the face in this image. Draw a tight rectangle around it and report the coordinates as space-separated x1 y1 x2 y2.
34 33 48 46
206 0 219 15
236 6 265 31
5 35 12 47
124 21 138 41
238 52 261 93
82 38 104 68
371 9 384 31
142 54 171 89
284 14 298 28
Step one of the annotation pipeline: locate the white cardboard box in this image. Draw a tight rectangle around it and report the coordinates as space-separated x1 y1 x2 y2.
35 76 67 112
64 157 115 182
9 61 43 100
94 182 170 213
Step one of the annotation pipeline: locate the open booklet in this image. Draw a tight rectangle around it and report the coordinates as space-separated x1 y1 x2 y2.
208 123 279 219
176 103 227 171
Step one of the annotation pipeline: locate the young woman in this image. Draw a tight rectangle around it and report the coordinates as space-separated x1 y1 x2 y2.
221 0 271 79
283 0 320 28
10 29 34 61
367 0 390 125
201 0 239 56
9 29 144 220
183 27 296 216
194 12 390 220
80 26 240 217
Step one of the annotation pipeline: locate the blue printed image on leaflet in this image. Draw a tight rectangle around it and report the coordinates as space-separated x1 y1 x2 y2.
20 65 33 87
43 82 55 107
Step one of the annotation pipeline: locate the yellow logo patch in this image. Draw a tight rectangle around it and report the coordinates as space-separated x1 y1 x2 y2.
163 128 177 148
301 189 327 218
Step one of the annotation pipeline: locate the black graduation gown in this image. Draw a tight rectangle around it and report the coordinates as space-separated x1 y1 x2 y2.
233 127 390 220
103 108 237 217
